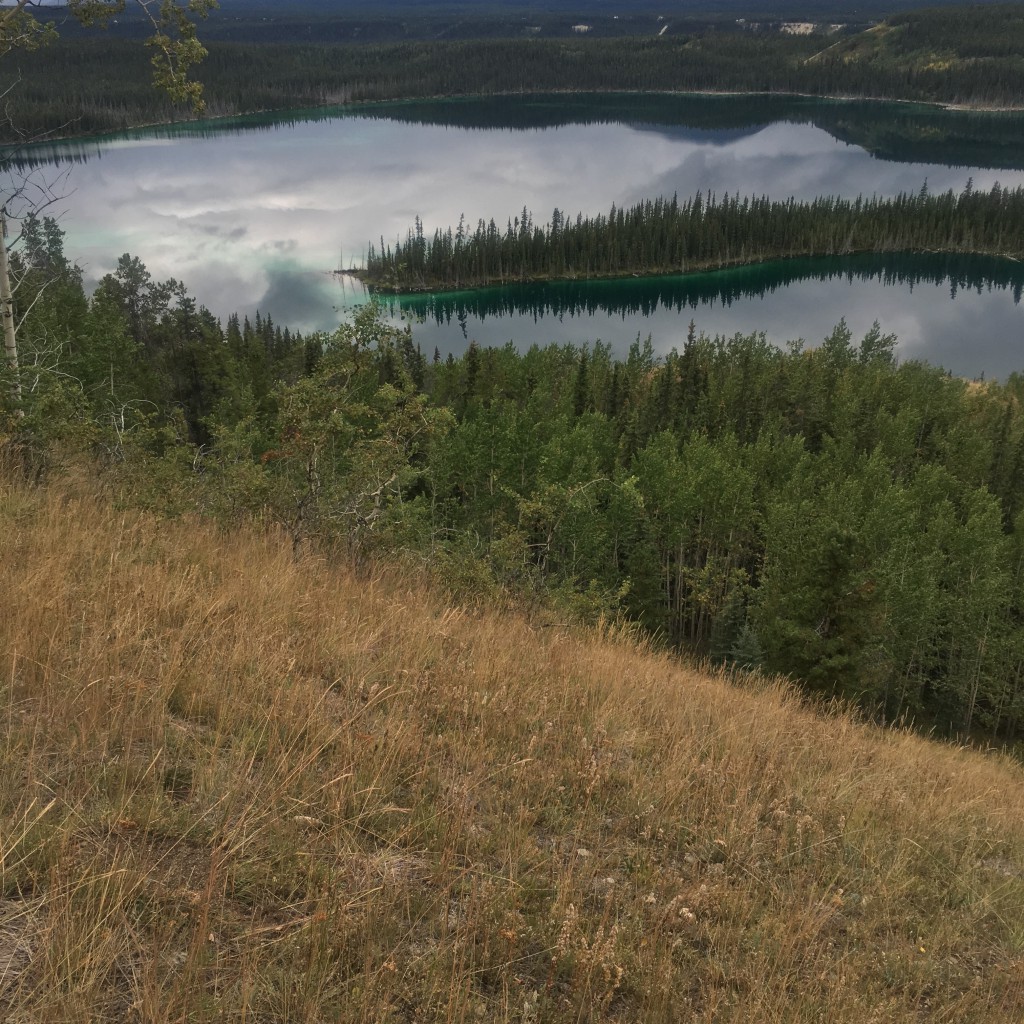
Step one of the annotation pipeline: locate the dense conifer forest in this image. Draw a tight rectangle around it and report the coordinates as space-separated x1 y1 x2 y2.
7 4 1024 143
5 219 1024 744
360 184 1024 291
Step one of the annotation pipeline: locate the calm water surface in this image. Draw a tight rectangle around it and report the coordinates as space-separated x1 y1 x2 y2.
12 94 1024 377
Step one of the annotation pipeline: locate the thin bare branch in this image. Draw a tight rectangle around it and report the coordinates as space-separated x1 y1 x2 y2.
13 273 52 327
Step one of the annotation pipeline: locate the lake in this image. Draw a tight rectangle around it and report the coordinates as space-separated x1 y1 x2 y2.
11 93 1024 378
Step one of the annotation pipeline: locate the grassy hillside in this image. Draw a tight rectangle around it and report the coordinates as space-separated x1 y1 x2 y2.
1 472 1023 1021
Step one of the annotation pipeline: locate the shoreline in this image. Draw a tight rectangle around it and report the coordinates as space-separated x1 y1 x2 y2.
10 86 1024 148
353 247 1024 298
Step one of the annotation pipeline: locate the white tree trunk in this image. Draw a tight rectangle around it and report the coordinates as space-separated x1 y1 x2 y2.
0 209 20 405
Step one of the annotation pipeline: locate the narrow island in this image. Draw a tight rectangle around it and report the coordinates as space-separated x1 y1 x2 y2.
355 183 1024 294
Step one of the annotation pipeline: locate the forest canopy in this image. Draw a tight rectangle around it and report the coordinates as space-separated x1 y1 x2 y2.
4 220 1024 743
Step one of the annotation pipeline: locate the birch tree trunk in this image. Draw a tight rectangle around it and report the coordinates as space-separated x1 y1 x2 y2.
0 208 20 405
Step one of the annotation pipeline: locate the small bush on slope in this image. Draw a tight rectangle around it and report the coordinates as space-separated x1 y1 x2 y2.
0 474 1022 1022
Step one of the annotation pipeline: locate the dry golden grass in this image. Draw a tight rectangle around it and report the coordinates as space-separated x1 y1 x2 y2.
1 472 1023 1022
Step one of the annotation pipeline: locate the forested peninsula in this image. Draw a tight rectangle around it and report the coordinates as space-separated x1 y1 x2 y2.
8 4 1024 142
359 184 1024 292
